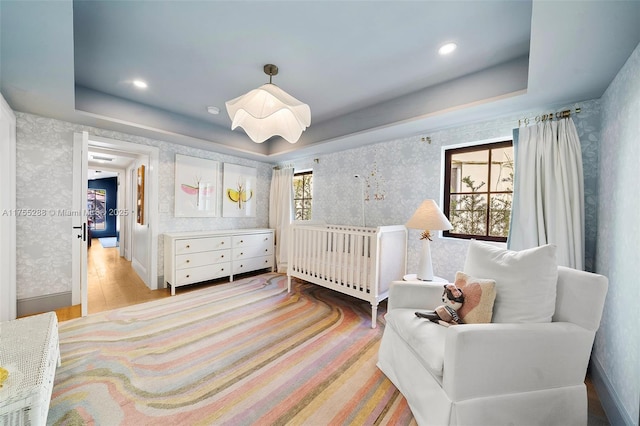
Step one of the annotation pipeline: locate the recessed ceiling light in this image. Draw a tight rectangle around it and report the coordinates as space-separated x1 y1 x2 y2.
133 79 148 89
438 42 457 55
207 106 220 115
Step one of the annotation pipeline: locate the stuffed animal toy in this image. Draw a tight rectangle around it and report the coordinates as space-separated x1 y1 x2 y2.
415 284 465 327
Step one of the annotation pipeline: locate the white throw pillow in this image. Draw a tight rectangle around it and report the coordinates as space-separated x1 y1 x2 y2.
463 241 558 323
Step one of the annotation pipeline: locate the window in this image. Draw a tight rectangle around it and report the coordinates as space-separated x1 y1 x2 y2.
293 171 312 220
444 140 513 242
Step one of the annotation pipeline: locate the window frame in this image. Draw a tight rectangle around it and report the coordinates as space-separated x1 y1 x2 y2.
443 140 513 243
293 170 313 221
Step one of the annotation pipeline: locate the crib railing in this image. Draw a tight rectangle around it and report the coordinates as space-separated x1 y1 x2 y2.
289 224 379 294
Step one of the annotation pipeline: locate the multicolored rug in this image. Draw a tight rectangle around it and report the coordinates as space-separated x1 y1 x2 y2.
48 273 415 425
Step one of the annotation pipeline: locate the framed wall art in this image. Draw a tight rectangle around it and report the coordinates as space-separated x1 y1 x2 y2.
174 154 219 217
137 165 145 224
222 163 257 217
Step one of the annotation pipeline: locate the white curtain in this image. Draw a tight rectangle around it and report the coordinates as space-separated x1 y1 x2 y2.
508 117 584 270
269 167 294 273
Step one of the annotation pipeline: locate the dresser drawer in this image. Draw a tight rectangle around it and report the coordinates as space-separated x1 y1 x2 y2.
232 233 273 249
175 236 230 255
175 249 230 270
175 263 231 286
233 255 274 274
233 244 273 261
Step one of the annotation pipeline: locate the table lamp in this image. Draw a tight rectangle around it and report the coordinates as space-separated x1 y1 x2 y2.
405 200 453 280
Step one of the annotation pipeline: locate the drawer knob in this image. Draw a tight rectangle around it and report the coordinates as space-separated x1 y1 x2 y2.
240 240 244 243
186 260 190 263
221 255 224 258
221 241 225 245
265 260 268 263
240 252 244 255
221 268 224 271
186 245 190 249
265 249 268 252
186 274 190 278
240 264 243 268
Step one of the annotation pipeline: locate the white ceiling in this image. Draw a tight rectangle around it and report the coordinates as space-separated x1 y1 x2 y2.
1 1 639 163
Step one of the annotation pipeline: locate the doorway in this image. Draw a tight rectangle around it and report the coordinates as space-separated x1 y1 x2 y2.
73 132 160 316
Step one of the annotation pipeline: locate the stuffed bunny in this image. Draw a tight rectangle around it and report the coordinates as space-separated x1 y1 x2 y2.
415 284 465 327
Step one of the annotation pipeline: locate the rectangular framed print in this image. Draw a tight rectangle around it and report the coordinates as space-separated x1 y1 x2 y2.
223 163 256 217
174 154 219 217
137 165 145 224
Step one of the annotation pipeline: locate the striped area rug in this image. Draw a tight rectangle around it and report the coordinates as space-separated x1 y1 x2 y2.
48 273 416 425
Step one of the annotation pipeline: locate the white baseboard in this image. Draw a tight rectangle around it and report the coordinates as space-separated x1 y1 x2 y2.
590 356 636 425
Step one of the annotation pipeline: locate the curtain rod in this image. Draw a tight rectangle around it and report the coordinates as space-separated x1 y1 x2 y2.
273 164 294 170
518 107 581 127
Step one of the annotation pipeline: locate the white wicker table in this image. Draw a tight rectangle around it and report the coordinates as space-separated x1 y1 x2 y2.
0 312 60 426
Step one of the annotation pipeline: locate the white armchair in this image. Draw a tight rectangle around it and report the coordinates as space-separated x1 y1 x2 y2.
378 265 608 426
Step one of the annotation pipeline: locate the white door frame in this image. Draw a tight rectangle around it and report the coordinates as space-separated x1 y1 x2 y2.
73 133 160 315
72 132 89 316
0 94 17 321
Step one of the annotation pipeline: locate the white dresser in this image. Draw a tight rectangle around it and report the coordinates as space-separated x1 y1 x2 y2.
164 228 274 295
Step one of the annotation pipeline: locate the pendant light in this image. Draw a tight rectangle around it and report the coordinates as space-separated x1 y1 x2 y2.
225 64 311 144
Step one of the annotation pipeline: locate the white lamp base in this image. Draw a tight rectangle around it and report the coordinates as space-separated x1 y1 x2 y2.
417 238 434 281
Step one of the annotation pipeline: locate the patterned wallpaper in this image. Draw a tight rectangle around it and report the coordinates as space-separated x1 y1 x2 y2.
294 99 602 281
594 42 640 424
16 102 602 290
15 116 76 299
15 113 271 299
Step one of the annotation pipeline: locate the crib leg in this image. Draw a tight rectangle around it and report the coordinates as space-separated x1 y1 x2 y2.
287 275 292 293
371 303 378 328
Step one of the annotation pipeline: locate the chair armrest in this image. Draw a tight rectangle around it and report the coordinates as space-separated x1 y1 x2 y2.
387 281 444 311
443 322 595 401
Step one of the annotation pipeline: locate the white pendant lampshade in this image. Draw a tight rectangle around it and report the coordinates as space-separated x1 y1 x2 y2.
226 64 311 144
406 200 453 281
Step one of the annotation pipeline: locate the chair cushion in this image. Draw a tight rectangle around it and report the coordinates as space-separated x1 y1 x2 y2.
385 309 448 377
454 271 496 324
463 241 558 323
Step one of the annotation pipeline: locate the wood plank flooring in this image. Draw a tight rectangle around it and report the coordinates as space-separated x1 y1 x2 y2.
86 238 171 314
55 238 215 321
53 239 610 424
55 238 171 321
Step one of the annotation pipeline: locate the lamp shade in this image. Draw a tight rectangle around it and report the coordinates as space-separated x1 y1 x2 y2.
225 83 311 144
406 200 453 231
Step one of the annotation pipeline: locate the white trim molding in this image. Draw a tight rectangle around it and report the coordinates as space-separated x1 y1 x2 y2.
0 93 17 321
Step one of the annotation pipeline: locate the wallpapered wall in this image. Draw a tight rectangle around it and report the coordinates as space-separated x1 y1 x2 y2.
594 42 640 425
15 113 271 300
292 99 602 281
16 103 603 295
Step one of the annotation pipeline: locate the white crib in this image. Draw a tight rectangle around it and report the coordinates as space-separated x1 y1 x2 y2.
287 223 407 328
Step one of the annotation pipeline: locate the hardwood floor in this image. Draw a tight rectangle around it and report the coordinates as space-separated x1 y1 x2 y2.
55 238 215 321
53 241 610 424
87 238 171 314
55 238 172 321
